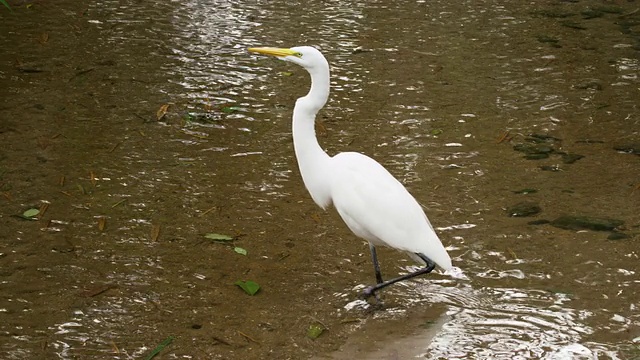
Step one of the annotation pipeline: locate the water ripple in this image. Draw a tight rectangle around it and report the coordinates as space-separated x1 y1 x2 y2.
423 288 603 359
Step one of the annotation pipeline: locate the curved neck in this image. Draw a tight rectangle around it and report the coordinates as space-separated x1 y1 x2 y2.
292 63 332 209
303 64 330 111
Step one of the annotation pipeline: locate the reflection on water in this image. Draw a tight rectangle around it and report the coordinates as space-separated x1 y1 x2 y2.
1 0 639 358
340 262 634 359
427 287 603 359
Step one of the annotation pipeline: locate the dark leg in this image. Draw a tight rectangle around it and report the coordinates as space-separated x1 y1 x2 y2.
362 253 436 299
369 243 384 284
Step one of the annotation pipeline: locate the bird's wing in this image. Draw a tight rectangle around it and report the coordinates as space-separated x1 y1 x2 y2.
328 152 452 270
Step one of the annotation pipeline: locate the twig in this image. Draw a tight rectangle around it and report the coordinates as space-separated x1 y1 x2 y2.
68 68 95 81
212 336 231 346
619 8 639 18
110 341 119 354
108 141 121 153
305 316 329 330
237 331 260 344
200 206 217 217
111 199 127 208
80 284 117 298
133 112 148 122
496 130 511 144
39 203 49 217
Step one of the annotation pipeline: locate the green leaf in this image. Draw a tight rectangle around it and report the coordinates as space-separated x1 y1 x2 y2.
204 233 234 241
280 71 293 76
307 323 324 339
23 208 40 218
1 0 13 12
234 247 247 256
431 129 443 135
513 188 538 194
235 280 260 295
143 336 174 360
221 106 240 113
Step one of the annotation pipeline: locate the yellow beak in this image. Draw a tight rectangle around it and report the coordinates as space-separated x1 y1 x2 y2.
248 47 300 58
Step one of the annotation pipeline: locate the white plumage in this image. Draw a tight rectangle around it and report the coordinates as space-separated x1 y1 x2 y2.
249 45 453 297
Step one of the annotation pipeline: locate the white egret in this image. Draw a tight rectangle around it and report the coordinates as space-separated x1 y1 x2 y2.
248 46 453 299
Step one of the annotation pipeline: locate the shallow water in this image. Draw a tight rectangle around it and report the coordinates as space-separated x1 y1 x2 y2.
1 0 639 359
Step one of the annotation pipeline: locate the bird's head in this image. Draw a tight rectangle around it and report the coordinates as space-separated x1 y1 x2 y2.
248 46 328 71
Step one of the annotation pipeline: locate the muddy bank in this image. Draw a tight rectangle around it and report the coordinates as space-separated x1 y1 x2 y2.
1 0 638 359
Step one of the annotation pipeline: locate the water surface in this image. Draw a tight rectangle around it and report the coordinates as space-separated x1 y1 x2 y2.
0 0 638 358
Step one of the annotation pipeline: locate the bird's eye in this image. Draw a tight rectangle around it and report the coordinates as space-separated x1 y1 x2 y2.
293 52 303 58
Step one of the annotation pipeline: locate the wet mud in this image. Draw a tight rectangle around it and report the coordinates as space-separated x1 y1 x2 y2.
1 0 638 359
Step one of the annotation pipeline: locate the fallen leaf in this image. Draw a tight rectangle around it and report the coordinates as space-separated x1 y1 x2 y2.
221 106 240 113
234 247 247 256
203 98 213 112
1 0 12 11
151 223 161 241
37 137 50 149
315 121 327 136
307 323 325 339
204 233 234 241
513 188 538 194
143 336 174 360
156 104 170 121
310 212 322 224
235 280 260 295
23 208 40 218
98 217 106 231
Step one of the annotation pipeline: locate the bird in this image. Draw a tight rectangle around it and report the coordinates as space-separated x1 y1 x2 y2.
248 46 453 300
